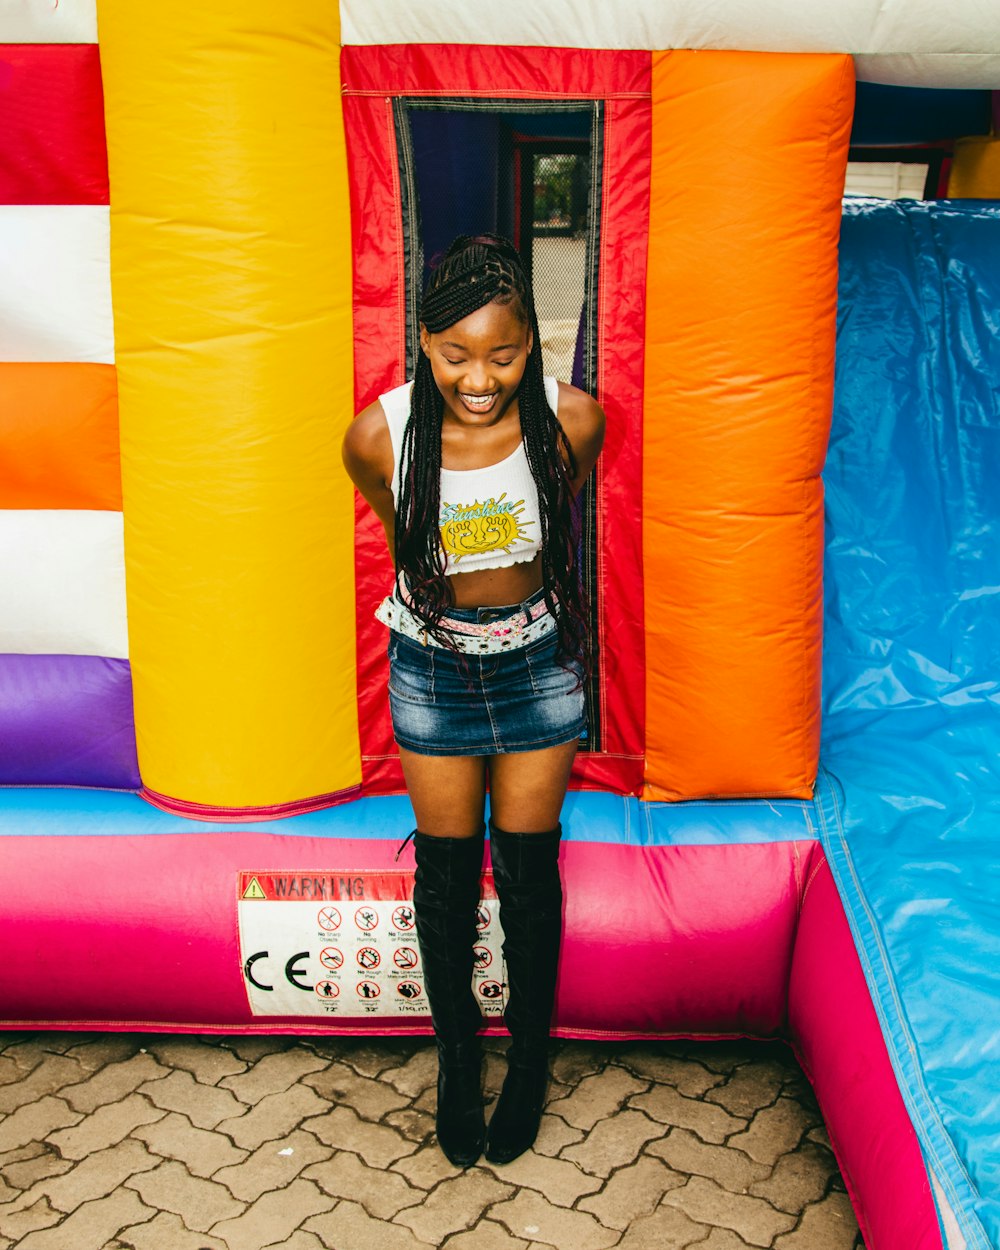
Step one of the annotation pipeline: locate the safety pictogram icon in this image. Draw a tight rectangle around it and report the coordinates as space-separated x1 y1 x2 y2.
319 947 344 972
393 946 419 970
355 906 378 932
473 945 492 969
356 980 380 999
475 905 490 931
242 876 266 900
479 980 503 1000
392 904 416 931
317 906 342 931
315 980 340 998
396 980 422 999
357 946 380 970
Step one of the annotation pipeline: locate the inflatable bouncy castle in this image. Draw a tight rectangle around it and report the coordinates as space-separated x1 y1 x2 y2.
2 2 999 1246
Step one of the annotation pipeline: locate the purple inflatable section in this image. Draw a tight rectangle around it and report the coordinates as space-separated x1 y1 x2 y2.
0 654 140 788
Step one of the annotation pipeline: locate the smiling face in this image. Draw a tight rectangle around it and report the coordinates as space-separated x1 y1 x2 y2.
419 299 534 428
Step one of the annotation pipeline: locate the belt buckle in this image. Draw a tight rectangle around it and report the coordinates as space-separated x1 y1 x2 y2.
488 617 521 643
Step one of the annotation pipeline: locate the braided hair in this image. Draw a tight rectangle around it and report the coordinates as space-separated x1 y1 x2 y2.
395 234 588 666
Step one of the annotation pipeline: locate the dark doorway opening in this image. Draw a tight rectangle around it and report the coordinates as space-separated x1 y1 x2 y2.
393 100 605 751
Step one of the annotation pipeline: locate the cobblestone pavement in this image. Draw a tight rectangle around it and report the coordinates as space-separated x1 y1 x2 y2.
0 1032 866 1250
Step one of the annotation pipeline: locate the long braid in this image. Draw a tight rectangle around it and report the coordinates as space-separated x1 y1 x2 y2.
394 234 590 665
395 363 448 632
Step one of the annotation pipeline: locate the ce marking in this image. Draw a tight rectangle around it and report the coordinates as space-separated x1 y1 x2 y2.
243 950 313 993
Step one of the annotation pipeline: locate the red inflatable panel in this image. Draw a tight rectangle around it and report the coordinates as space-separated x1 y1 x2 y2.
341 44 649 102
0 44 109 205
343 44 650 797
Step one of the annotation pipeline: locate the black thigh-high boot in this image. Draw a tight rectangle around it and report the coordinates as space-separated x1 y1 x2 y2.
412 828 487 1167
485 818 563 1164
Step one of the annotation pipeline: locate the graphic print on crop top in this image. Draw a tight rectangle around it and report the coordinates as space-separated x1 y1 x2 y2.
438 492 535 563
379 376 555 573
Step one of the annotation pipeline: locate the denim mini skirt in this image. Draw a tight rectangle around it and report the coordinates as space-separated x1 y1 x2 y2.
387 594 586 757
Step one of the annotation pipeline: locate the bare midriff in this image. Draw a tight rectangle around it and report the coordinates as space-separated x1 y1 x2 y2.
447 554 543 609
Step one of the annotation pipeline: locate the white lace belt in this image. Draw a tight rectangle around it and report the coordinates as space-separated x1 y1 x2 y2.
375 594 556 654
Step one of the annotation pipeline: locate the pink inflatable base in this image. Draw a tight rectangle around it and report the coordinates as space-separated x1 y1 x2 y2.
790 859 943 1250
1 830 942 1249
5 834 810 1035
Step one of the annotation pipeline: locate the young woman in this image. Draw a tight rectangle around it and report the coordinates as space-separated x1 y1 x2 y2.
342 235 604 1167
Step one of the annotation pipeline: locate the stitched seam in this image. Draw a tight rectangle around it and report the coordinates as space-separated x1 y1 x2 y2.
798 858 825 909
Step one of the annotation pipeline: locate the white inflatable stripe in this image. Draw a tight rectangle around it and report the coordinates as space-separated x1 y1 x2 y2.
0 206 113 365
340 0 1000 86
0 511 128 659
0 0 97 43
855 53 1000 90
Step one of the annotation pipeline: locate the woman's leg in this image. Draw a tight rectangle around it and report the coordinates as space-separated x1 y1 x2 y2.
397 747 488 838
483 740 578 1163
398 748 489 1166
487 740 577 832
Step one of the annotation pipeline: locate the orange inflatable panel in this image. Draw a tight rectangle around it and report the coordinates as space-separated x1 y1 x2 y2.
0 363 120 510
643 52 854 800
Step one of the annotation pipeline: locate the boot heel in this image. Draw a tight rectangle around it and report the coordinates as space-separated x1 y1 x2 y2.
437 1044 486 1167
485 1056 548 1164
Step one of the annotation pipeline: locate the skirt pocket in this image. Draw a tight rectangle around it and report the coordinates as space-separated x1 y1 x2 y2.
387 634 436 706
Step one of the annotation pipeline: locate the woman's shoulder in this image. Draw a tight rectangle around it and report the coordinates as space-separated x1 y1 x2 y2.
551 380 605 442
345 380 414 459
375 379 414 431
547 381 605 490
342 397 393 479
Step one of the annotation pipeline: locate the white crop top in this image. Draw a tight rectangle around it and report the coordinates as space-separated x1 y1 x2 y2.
379 376 560 575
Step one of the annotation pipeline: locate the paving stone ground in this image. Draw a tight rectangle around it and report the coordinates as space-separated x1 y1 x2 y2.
0 1033 866 1250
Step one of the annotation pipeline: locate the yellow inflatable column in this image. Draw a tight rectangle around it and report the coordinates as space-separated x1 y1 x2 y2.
99 3 359 811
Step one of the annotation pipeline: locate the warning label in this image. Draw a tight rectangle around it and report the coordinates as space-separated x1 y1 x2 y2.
237 871 506 1019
